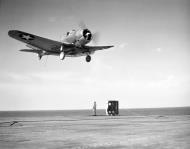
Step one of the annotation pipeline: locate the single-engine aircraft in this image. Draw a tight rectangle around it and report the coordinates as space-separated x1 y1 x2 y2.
8 27 114 62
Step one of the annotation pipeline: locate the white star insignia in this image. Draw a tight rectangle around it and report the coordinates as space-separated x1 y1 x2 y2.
20 34 34 40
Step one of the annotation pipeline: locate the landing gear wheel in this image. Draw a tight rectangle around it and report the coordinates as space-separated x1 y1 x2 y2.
60 52 65 60
86 55 91 62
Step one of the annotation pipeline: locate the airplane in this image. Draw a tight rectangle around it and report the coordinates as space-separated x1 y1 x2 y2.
8 28 114 62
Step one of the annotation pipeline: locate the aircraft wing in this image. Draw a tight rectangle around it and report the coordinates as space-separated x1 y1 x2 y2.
84 45 114 51
8 30 73 52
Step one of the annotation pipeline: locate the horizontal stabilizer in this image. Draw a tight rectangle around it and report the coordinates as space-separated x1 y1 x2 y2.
20 49 41 54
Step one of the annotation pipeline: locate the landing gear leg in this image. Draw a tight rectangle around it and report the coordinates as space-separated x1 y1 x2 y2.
38 54 42 60
86 55 91 62
59 45 65 60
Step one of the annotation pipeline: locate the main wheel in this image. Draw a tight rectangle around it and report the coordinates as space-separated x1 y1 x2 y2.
60 52 65 60
86 55 91 62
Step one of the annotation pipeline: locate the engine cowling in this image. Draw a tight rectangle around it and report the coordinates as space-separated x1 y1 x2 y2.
83 29 92 41
75 29 92 46
64 29 92 47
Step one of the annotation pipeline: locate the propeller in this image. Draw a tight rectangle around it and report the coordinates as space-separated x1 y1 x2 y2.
60 35 65 42
78 20 100 45
78 20 87 29
92 32 99 45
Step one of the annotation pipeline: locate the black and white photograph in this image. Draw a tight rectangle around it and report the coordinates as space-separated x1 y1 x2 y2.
0 0 190 148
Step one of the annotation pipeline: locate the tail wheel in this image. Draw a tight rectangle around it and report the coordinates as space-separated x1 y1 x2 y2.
86 55 91 62
60 52 65 60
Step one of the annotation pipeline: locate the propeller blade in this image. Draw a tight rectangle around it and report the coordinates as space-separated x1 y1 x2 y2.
92 32 100 45
78 20 87 29
78 21 100 45
60 35 65 42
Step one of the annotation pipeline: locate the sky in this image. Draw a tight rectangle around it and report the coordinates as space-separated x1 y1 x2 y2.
0 0 190 110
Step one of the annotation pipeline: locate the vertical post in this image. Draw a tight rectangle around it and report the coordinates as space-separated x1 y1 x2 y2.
93 101 97 116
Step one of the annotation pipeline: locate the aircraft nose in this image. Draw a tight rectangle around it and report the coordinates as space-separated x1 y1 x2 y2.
83 29 92 41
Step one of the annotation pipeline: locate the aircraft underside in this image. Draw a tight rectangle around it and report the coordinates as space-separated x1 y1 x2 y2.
36 49 93 62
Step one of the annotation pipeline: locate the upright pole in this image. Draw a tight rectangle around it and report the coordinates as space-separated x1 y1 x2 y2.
93 101 97 116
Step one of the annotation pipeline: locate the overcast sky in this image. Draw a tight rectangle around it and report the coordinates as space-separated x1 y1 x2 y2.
0 0 190 110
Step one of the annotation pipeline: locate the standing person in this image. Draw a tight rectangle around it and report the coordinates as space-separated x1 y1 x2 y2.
93 101 97 116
